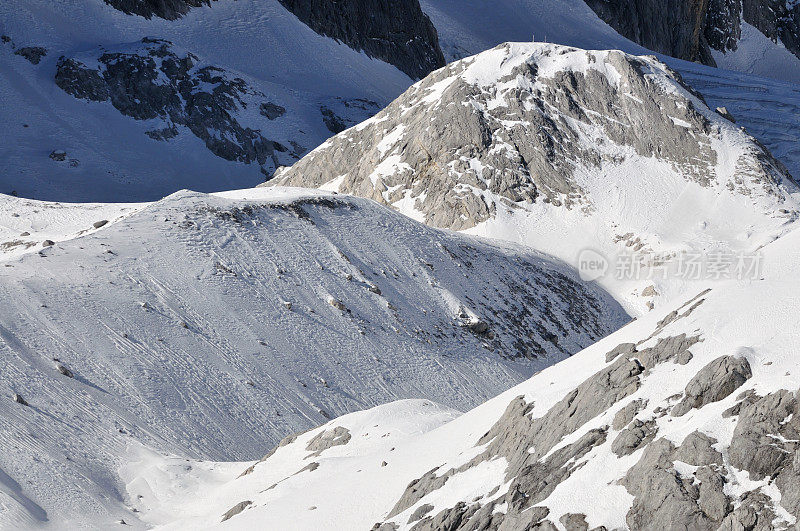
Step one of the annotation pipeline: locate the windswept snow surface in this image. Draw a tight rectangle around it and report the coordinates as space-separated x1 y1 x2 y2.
157 223 800 530
0 187 626 529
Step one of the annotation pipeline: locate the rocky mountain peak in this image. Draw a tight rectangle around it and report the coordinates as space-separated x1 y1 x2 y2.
266 42 795 232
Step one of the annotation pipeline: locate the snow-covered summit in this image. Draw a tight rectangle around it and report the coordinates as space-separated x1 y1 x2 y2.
268 42 800 312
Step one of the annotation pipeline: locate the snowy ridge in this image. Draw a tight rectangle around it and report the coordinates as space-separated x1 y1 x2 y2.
0 187 626 529
268 42 800 313
157 225 800 530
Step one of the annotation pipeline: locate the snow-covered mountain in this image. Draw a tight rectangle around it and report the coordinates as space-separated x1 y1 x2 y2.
2 0 800 202
0 186 625 529
2 2 800 530
148 222 800 531
267 43 800 313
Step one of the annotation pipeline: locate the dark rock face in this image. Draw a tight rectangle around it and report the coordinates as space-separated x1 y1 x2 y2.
585 0 800 65
584 0 715 64
276 0 445 79
55 38 293 175
103 0 444 78
14 46 47 64
103 0 215 20
705 0 800 61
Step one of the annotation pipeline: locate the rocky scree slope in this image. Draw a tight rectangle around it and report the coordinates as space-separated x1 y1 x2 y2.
266 42 800 311
0 187 626 529
156 226 800 530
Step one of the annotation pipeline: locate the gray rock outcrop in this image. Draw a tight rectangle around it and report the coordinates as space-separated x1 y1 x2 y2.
14 46 47 65
267 44 794 231
621 432 732 530
305 426 352 456
671 355 752 416
705 0 800 63
374 334 705 530
55 38 297 176
103 0 215 20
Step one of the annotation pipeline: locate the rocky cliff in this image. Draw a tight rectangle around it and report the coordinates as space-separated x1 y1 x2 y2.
705 0 800 60
586 0 800 66
584 0 715 64
276 0 445 79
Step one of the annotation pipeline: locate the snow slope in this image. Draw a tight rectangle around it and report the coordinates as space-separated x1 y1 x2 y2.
710 21 800 84
0 186 626 529
156 223 800 531
0 0 411 201
269 43 800 314
678 60 800 180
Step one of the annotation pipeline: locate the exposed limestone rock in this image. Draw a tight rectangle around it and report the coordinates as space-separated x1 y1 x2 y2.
637 334 701 371
55 38 295 175
407 503 433 524
612 398 648 430
605 342 637 363
376 332 688 528
559 512 590 531
305 426 351 456
673 431 723 467
705 0 800 63
717 491 778 531
716 106 736 123
622 437 730 530
220 500 251 522
49 150 67 162
259 102 286 120
12 393 28 406
728 389 799 481
14 46 47 65
276 0 445 79
238 431 301 477
611 419 657 456
268 44 792 232
671 355 752 417
56 364 74 378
